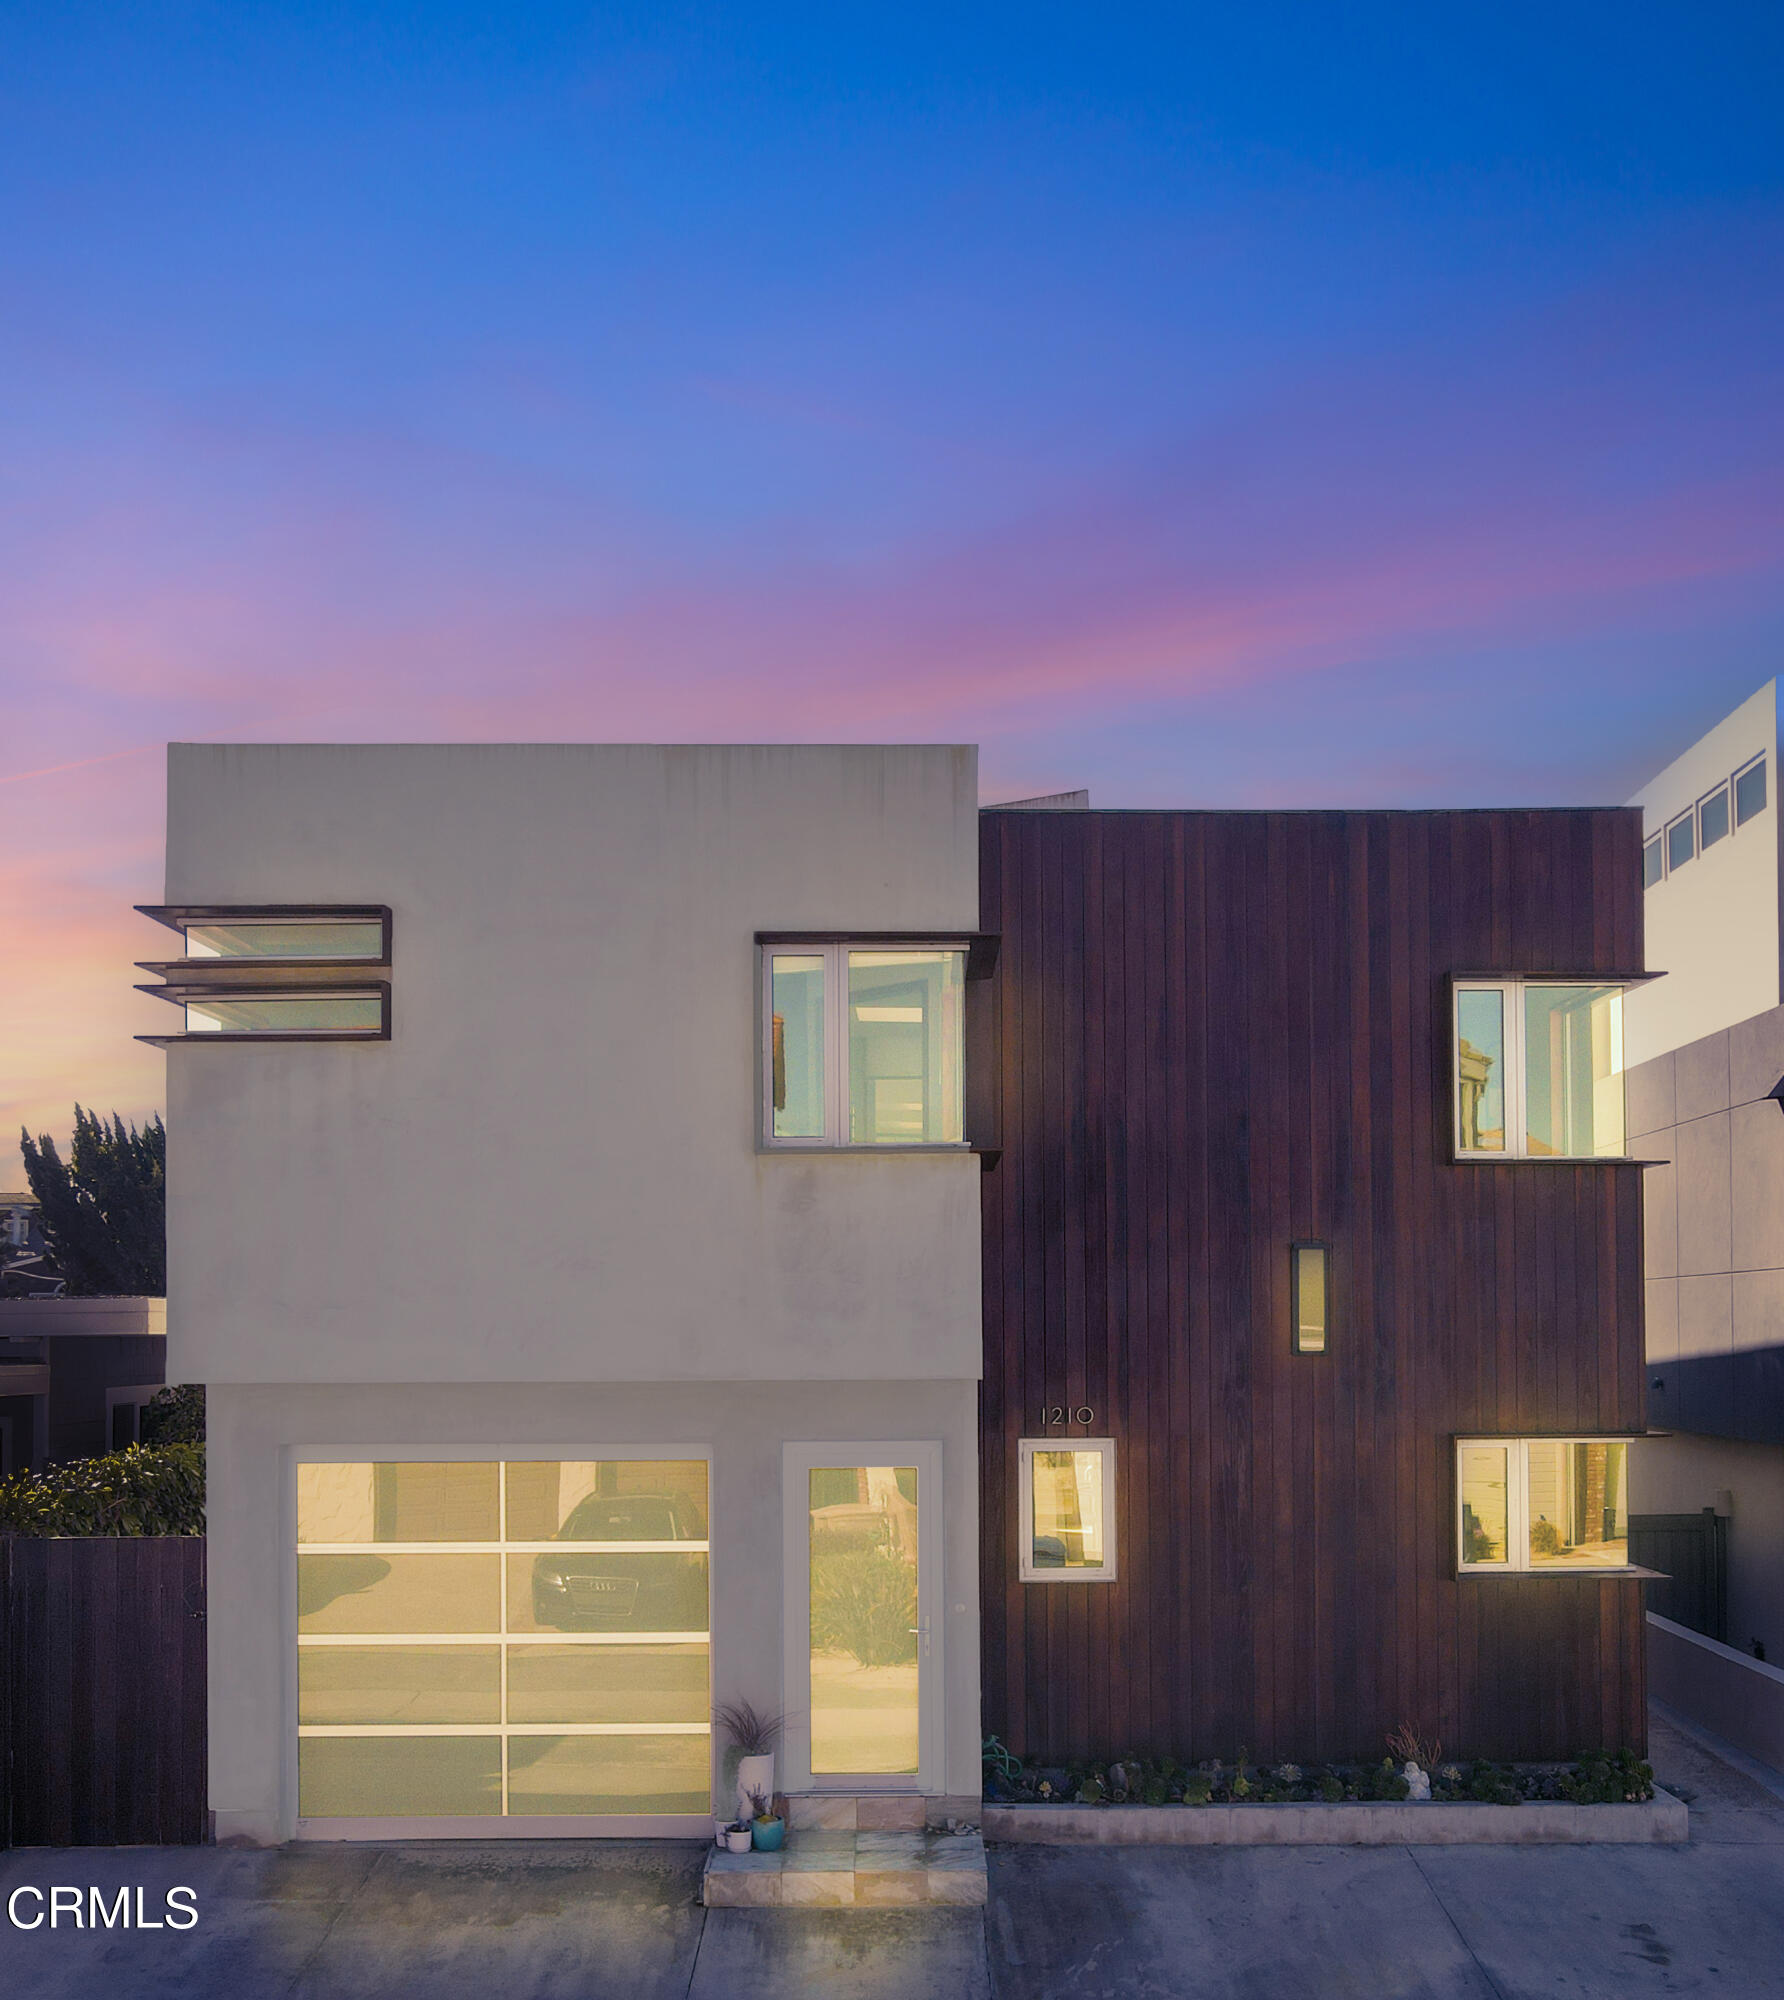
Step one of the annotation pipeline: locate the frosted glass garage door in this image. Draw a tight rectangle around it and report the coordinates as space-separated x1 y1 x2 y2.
296 1460 710 1819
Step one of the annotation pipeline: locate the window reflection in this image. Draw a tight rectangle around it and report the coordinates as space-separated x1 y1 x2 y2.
1456 989 1505 1152
808 1466 919 1774
1526 1441 1628 1568
771 955 825 1138
847 952 964 1144
1524 985 1624 1159
1459 1445 1509 1565
184 919 383 960
1030 1450 1106 1569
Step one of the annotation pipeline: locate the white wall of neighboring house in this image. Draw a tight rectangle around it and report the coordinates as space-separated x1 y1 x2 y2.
160 743 987 1843
1624 680 1780 1068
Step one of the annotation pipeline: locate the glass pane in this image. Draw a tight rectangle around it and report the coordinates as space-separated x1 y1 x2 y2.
299 1737 500 1818
183 919 383 960
1293 1245 1327 1353
1458 1444 1510 1565
298 1553 502 1635
1642 837 1663 890
846 951 964 1144
184 994 382 1035
1524 985 1625 1158
1455 989 1505 1152
299 1462 499 1542
1666 814 1695 871
298 1646 501 1725
1526 1441 1629 1568
1736 757 1767 826
504 1460 707 1541
809 1465 919 1774
1700 787 1731 850
506 1733 710 1816
771 954 825 1138
1030 1449 1107 1568
511 1551 709 1634
507 1644 709 1724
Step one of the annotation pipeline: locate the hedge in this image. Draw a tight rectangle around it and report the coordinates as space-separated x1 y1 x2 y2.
0 1443 205 1536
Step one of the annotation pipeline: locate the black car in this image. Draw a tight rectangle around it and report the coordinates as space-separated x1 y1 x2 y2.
530 1492 706 1630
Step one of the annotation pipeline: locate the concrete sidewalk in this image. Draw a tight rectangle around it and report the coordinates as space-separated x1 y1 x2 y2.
4 1712 1780 1999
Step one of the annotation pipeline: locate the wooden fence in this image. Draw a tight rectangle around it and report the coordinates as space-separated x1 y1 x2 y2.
0 1536 207 1846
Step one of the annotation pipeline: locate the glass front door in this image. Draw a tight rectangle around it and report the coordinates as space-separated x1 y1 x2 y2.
783 1443 939 1790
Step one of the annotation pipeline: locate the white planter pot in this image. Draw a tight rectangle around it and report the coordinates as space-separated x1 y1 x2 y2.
736 1753 775 1821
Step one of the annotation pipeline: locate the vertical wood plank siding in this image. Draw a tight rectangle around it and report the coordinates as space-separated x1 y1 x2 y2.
979 808 1648 1765
1 1537 208 1846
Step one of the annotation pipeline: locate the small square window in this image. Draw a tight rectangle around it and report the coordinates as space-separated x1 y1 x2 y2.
1018 1439 1117 1583
762 943 966 1148
1736 755 1768 827
1457 1438 1633 1573
1642 836 1663 890
1699 785 1731 851
1453 980 1626 1160
1666 812 1696 872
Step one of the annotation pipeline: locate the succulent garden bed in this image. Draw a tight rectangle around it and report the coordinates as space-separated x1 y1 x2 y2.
982 1743 1657 1810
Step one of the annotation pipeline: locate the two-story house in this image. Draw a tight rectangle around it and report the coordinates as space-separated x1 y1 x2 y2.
146 746 1654 1843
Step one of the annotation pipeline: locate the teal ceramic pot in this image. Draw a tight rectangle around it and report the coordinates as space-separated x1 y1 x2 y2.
751 1816 785 1852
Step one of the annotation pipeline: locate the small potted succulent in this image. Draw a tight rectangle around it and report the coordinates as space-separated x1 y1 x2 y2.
748 1787 785 1853
720 1820 753 1854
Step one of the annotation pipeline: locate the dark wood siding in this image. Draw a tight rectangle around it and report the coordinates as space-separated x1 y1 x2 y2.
980 808 1648 1764
1 1536 208 1845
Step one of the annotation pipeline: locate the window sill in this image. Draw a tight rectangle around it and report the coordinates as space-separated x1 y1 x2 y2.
1458 1566 1667 1581
1451 1155 1660 1168
759 1143 979 1157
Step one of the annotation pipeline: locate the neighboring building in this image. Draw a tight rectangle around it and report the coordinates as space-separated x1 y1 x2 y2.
1623 683 1784 1733
0 1296 168 1473
146 744 1652 1842
147 743 985 1845
979 804 1651 1764
0 1191 63 1297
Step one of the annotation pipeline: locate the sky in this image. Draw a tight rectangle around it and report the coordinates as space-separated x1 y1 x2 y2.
4 1 1783 1178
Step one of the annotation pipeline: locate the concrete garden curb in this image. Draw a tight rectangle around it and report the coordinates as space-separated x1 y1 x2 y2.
983 1787 1689 1845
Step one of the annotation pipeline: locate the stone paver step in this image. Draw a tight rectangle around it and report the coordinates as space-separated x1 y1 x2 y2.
702 1829 987 1907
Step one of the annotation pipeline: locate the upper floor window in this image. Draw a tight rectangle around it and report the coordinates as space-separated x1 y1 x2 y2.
1736 752 1768 827
1665 811 1695 873
183 917 385 961
1641 835 1663 889
1456 1437 1633 1574
1453 979 1625 1159
764 943 965 1147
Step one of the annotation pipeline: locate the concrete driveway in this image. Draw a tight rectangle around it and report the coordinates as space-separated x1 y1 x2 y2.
5 1713 1780 1999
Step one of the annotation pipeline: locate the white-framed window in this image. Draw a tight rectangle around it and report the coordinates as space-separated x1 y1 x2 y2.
1665 810 1696 872
1018 1438 1117 1583
1699 782 1732 851
1452 979 1626 1160
1456 1437 1636 1574
763 943 966 1148
1641 835 1663 890
296 1457 711 1823
1736 752 1768 827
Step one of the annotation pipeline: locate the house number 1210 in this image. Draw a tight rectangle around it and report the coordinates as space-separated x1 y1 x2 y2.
1040 1406 1095 1426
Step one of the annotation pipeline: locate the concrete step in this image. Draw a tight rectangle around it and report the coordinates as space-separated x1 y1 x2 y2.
702 1829 987 1908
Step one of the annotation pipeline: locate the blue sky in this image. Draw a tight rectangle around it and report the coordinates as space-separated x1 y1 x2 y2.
3 1 1782 1150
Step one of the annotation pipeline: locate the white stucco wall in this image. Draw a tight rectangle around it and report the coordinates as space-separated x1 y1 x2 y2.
161 744 983 1385
209 1378 983 1843
1625 682 1780 1067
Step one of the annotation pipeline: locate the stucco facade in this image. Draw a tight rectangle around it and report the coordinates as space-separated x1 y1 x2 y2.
159 743 985 1843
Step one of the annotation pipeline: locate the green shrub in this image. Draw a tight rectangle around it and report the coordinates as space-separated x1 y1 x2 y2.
1560 1750 1653 1804
140 1383 205 1447
809 1541 917 1667
1318 1770 1346 1803
1179 1771 1212 1805
1528 1519 1563 1556
0 1444 204 1536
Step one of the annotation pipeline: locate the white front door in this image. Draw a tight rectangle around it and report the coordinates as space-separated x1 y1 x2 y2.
782 1442 941 1793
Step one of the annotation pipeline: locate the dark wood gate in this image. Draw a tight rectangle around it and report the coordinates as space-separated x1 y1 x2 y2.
0 1536 207 1846
1629 1510 1728 1644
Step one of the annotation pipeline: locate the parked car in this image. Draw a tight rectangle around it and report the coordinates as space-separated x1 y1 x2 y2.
530 1491 706 1630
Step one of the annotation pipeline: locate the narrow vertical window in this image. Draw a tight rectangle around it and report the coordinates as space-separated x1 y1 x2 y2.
1291 1242 1328 1353
770 955 826 1139
1666 812 1696 872
1642 835 1663 889
1455 988 1506 1153
1699 784 1731 851
1458 1443 1511 1568
1736 754 1768 827
1523 984 1624 1159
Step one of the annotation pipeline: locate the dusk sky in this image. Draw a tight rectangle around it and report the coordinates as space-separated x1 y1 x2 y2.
4 3 1783 1176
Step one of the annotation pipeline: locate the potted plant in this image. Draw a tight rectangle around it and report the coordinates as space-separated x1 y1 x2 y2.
748 1787 785 1853
721 1821 753 1854
714 1697 785 1826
